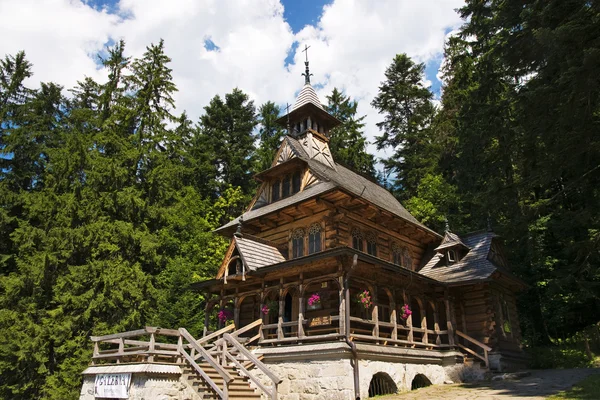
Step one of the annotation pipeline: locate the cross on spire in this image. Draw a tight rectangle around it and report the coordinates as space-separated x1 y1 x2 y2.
301 44 313 85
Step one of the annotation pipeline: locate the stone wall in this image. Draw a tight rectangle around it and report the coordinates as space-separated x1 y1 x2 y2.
252 357 485 399
79 373 200 400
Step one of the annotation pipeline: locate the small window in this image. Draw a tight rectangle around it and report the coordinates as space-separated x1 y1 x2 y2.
448 249 456 263
352 228 363 251
391 243 402 265
282 176 290 198
292 171 301 193
272 181 280 202
366 233 377 256
292 229 305 258
308 223 322 254
501 298 512 334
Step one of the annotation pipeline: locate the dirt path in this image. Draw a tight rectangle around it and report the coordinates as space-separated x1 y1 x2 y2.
382 368 600 400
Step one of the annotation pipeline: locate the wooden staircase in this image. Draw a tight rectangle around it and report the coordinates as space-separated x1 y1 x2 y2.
89 319 280 400
184 363 262 400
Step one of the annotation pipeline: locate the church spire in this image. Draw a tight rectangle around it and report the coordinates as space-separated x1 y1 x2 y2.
301 44 313 85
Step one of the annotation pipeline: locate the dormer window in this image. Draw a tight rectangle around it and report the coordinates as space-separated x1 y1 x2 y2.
447 249 457 263
271 171 302 203
272 181 280 202
282 176 290 198
292 171 301 193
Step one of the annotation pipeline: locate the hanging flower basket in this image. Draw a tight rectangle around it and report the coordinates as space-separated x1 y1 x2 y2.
400 304 412 320
264 300 279 317
308 293 321 306
357 290 373 309
217 309 233 324
261 304 270 315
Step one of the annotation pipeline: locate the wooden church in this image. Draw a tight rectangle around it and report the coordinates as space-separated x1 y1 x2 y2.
82 60 527 400
192 59 528 398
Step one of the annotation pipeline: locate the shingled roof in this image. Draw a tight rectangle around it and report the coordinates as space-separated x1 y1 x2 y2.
234 235 286 271
419 231 498 283
434 231 470 252
216 136 439 238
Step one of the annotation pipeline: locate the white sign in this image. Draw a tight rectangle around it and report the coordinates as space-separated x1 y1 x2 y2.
95 373 131 399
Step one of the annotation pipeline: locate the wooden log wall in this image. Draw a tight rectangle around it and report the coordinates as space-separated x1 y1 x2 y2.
455 284 496 345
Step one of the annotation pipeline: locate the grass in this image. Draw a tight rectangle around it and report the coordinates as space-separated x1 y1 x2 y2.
546 374 600 400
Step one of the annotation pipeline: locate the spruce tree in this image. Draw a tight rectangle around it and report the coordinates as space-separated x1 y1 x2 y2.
255 101 284 172
325 88 375 176
371 54 437 199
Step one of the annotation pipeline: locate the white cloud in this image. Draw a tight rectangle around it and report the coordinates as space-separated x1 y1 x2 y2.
0 0 463 161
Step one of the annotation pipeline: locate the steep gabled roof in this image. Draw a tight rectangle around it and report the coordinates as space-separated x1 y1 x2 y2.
419 231 499 283
216 234 286 279
434 231 470 252
235 235 286 270
216 135 440 238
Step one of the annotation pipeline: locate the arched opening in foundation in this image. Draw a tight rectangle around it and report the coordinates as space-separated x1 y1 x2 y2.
411 374 432 390
368 372 397 397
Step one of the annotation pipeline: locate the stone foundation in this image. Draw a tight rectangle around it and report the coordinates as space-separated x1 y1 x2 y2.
251 343 485 400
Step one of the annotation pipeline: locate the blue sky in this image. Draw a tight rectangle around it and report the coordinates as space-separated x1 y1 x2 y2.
1 0 462 159
87 0 444 97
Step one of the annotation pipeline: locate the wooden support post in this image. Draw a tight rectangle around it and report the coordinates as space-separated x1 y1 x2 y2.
433 302 441 345
277 278 284 340
117 338 124 364
298 272 305 339
177 334 183 364
445 291 455 346
391 290 397 341
260 280 266 342
148 331 156 363
338 274 345 336
404 290 413 343
421 301 428 345
203 302 211 337
372 287 379 340
234 293 240 329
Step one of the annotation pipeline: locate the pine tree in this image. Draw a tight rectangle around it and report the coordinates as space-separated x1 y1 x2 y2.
194 88 257 203
325 88 375 176
371 54 438 199
255 101 284 172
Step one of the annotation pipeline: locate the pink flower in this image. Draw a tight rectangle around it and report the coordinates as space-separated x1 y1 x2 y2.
261 305 269 315
218 309 233 324
308 293 321 306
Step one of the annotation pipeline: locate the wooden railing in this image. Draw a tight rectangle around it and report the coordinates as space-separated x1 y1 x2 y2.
90 321 277 399
201 319 281 400
455 330 492 368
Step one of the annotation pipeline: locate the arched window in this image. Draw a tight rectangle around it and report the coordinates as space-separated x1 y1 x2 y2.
351 228 363 251
272 180 280 202
291 228 305 258
292 171 301 193
308 223 322 254
391 243 402 265
282 176 291 198
366 232 377 256
403 248 412 269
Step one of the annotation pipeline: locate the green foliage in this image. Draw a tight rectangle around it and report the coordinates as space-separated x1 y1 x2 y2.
325 88 375 177
256 101 284 172
372 54 438 198
529 347 594 370
195 88 258 202
547 374 600 400
0 41 248 399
